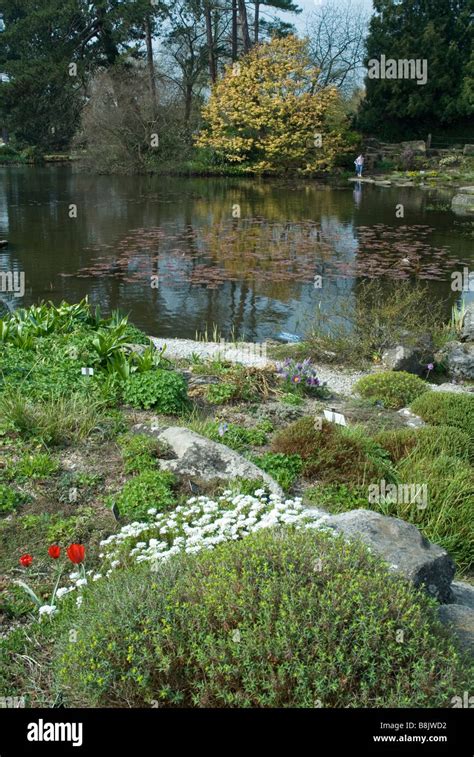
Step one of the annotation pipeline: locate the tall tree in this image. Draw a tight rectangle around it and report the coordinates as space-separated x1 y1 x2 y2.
0 0 162 149
306 0 369 94
357 0 473 139
252 0 301 44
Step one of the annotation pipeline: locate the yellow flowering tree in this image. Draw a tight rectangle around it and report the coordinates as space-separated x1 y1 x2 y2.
196 36 351 173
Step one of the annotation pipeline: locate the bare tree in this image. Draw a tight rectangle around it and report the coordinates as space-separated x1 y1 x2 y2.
306 0 369 95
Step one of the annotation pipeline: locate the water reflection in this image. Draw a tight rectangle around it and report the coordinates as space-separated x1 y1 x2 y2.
0 166 472 340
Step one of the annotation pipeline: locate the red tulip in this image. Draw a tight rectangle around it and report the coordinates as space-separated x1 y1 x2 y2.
48 545 61 559
66 544 85 564
19 554 33 568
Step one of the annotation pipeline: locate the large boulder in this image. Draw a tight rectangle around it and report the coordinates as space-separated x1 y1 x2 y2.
132 424 284 496
435 341 474 380
319 509 455 602
438 604 474 656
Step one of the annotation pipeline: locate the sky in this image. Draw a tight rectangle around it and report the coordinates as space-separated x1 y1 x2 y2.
287 0 374 31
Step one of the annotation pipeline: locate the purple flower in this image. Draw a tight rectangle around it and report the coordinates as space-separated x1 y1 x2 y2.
427 363 434 371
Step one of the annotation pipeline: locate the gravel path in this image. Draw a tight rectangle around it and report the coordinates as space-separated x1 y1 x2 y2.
150 337 370 397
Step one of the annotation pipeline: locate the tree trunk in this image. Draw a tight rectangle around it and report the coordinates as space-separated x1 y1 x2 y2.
232 0 238 61
145 16 158 120
184 82 193 123
254 1 260 44
204 1 217 82
238 0 251 53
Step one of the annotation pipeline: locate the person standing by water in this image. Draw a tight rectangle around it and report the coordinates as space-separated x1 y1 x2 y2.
354 154 364 177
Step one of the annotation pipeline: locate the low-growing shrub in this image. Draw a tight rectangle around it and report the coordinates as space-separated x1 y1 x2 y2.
0 483 24 514
191 421 268 452
117 433 166 474
410 392 474 450
122 370 188 412
374 425 472 463
106 470 177 521
252 452 303 491
395 454 474 573
272 417 395 485
53 528 472 708
355 371 430 409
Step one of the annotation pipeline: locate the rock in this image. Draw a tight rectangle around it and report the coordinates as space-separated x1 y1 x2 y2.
451 580 474 610
435 341 474 380
461 303 474 342
463 145 474 156
438 604 474 656
432 382 474 394
398 407 426 427
322 509 455 601
135 425 284 496
401 140 426 153
381 335 434 376
451 192 474 216
458 185 474 194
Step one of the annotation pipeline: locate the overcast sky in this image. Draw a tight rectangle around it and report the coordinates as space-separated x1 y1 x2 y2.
287 0 374 30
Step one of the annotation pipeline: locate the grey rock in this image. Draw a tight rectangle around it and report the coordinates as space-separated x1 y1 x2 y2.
451 580 474 610
138 425 284 496
463 145 474 156
438 604 474 656
323 509 455 602
435 341 474 380
382 336 434 376
401 140 426 153
451 193 474 216
398 407 426 427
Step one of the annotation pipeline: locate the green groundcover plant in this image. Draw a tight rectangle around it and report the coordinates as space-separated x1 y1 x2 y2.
410 391 474 449
374 425 473 464
51 529 472 708
355 371 430 410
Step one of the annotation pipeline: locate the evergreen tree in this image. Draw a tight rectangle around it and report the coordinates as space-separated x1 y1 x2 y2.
357 0 473 139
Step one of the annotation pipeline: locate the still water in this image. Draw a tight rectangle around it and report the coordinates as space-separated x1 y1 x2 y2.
0 165 472 341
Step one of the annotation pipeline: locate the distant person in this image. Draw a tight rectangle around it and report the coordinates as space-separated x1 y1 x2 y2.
354 154 364 177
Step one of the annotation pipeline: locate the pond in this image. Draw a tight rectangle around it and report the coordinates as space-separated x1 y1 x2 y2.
0 165 472 341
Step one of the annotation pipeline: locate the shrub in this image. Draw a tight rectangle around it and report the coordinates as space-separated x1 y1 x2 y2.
252 452 303 491
410 392 474 448
374 425 472 463
53 528 471 708
355 371 430 409
272 417 395 485
394 455 474 573
122 370 188 412
117 433 166 474
0 484 24 514
205 382 239 405
106 470 177 521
